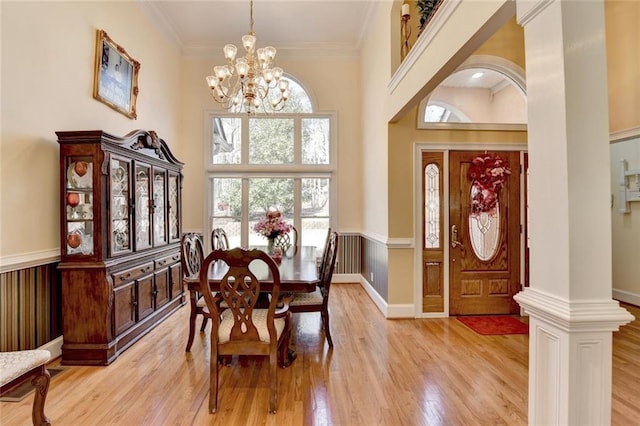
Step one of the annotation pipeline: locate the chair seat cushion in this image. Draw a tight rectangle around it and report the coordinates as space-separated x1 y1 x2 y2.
218 309 285 343
0 350 50 386
290 287 324 306
197 295 227 309
196 296 207 308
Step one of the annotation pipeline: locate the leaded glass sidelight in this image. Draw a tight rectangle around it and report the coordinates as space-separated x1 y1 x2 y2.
424 163 440 248
469 183 501 261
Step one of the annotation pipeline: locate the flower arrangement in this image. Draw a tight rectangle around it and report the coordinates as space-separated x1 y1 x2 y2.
253 209 292 239
468 154 511 216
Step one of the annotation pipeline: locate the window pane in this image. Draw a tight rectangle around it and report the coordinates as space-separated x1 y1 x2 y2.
302 118 330 164
248 178 293 245
301 218 330 258
279 78 312 113
424 163 440 248
249 118 294 164
301 178 329 217
210 218 241 249
212 117 241 164
212 178 241 217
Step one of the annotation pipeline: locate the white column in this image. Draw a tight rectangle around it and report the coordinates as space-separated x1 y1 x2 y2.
514 0 634 425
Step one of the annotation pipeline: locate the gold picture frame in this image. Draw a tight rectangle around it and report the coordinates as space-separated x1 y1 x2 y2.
93 30 140 119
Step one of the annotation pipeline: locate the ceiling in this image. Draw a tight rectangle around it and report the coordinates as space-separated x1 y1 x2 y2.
136 1 513 92
136 0 377 57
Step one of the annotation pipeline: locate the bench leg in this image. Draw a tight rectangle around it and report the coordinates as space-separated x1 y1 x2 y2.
31 366 51 426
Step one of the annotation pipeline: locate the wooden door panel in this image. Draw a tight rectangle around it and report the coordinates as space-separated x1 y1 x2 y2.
137 274 155 320
449 151 520 315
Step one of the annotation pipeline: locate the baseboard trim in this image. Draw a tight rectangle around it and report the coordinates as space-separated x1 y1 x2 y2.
333 273 361 283
360 277 389 316
358 277 415 318
613 288 640 307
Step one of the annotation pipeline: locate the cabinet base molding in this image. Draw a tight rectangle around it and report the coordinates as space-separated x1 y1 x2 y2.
61 297 184 366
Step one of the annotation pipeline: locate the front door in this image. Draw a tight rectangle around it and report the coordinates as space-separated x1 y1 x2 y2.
449 151 521 315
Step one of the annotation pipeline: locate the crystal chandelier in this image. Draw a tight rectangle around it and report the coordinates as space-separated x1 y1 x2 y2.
205 0 289 114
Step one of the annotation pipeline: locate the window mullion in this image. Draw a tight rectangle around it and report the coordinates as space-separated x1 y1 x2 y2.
241 177 249 246
293 178 302 236
241 116 249 165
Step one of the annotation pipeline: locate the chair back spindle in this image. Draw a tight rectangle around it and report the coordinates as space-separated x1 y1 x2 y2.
211 228 230 251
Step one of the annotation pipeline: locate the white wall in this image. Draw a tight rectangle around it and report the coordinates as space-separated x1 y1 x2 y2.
360 2 391 240
611 136 640 303
0 1 182 266
179 55 363 234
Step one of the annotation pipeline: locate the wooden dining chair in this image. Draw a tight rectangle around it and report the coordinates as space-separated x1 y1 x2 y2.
211 227 229 251
317 227 332 281
273 225 298 254
289 231 339 348
199 247 293 414
181 232 209 352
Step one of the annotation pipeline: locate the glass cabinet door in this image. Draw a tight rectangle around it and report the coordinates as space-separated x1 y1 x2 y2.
135 163 152 250
65 156 94 256
153 168 167 246
168 171 180 243
109 156 132 256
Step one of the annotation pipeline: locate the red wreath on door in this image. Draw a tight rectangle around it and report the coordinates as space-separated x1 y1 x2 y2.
468 154 511 216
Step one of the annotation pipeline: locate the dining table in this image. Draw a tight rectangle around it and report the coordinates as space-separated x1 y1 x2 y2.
184 245 320 293
183 245 320 365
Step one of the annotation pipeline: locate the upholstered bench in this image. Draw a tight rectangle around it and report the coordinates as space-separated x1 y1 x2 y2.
0 350 51 426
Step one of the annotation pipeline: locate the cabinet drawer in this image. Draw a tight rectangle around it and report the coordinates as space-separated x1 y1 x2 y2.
155 252 181 269
112 262 154 286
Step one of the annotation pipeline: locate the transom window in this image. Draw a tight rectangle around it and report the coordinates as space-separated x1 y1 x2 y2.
206 77 335 255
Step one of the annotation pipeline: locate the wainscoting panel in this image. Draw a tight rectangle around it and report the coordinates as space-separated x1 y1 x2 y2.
0 263 62 352
361 236 388 302
335 233 361 274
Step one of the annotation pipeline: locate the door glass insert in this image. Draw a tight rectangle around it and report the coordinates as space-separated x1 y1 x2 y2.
65 156 95 256
168 173 179 241
468 183 500 261
135 164 152 249
110 158 130 254
153 170 166 246
424 163 440 248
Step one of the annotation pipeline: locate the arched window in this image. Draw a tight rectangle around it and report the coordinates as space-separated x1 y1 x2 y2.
418 56 527 130
206 76 335 256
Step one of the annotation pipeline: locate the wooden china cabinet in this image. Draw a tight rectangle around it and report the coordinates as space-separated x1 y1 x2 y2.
57 130 185 365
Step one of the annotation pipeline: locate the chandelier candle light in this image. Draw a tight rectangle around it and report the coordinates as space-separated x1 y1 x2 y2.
206 0 289 114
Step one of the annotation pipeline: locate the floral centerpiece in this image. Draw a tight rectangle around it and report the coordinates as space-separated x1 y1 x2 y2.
253 209 292 254
468 154 511 216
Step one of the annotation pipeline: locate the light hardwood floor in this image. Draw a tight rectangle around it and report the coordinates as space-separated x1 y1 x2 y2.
2 284 639 425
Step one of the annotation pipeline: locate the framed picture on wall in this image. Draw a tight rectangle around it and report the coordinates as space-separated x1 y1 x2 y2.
93 29 140 119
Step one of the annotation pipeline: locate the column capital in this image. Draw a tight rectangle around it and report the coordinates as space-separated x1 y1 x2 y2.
515 288 635 332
